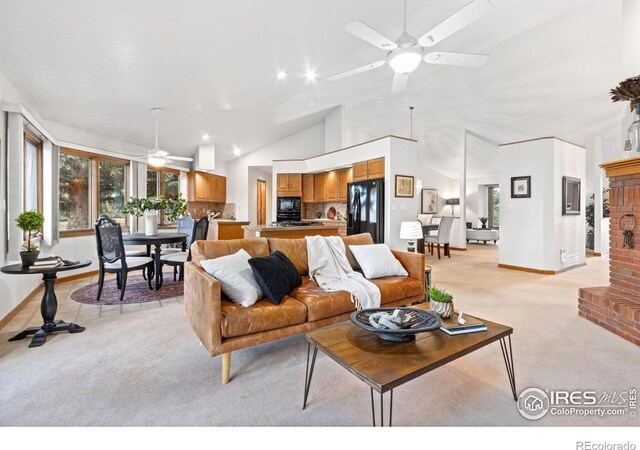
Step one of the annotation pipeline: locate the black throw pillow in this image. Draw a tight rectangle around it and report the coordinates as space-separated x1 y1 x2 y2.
248 251 302 305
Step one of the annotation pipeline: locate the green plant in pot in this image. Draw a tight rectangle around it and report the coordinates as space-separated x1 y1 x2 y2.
16 210 45 267
315 211 323 219
428 285 454 318
479 217 488 229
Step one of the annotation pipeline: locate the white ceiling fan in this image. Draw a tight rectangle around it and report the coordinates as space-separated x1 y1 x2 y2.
328 0 492 93
145 108 193 167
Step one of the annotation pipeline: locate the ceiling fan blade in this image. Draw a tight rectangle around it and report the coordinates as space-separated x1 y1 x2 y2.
343 21 398 50
418 0 492 47
391 72 409 94
326 60 386 81
424 52 489 67
166 156 194 162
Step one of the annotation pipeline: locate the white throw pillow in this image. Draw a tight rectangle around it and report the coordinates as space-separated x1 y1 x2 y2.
200 249 263 307
348 244 409 279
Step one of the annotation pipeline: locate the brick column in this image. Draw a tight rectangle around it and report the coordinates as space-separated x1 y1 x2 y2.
578 157 640 346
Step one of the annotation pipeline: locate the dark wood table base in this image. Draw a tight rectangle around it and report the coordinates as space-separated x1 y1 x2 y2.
302 322 517 427
9 320 85 348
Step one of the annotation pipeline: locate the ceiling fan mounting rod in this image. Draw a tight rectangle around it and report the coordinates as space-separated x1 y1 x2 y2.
403 0 407 33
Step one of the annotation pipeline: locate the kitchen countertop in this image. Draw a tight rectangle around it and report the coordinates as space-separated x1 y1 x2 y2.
302 219 347 224
209 219 250 224
243 223 342 232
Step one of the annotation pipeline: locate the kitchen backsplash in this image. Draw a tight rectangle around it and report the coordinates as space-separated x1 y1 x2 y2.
303 202 347 220
188 202 234 219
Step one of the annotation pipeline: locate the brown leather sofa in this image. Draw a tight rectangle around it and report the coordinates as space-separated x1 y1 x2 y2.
184 233 425 384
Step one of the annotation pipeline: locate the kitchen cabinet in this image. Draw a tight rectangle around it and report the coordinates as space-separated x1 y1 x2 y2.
337 168 352 201
277 173 303 197
302 174 315 202
325 170 338 202
314 172 327 202
352 157 385 181
187 171 227 203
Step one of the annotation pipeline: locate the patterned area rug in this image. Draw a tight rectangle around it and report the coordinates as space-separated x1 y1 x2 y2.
71 274 184 305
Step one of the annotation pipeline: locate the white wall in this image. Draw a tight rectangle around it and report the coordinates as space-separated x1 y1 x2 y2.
226 123 325 222
499 138 586 272
324 106 343 153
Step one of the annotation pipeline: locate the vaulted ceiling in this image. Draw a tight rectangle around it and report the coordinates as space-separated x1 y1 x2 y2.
0 0 626 177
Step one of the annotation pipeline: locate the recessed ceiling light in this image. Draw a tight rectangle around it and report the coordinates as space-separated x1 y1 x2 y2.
233 146 242 157
305 69 317 82
277 71 287 80
202 133 210 141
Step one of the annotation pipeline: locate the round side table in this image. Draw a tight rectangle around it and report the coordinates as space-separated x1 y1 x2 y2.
1 260 92 347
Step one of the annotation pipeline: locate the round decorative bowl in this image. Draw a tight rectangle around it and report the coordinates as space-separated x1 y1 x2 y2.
350 307 442 342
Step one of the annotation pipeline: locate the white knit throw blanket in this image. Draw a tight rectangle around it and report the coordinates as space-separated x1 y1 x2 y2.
306 235 381 310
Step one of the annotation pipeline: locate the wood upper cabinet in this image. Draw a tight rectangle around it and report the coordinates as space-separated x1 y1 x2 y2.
325 170 338 202
277 173 303 197
302 174 315 202
187 171 227 203
367 157 385 180
314 172 327 202
337 168 352 201
352 157 385 182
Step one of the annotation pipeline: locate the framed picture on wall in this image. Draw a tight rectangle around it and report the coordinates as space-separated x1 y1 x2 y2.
395 175 414 198
562 176 581 215
421 188 438 214
511 176 531 198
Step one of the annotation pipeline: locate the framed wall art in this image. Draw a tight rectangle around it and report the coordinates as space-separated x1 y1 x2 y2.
395 175 414 198
562 176 581 215
511 176 531 198
421 188 438 214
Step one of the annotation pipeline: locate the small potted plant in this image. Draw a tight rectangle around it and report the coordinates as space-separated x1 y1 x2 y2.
479 217 488 229
315 211 323 219
165 193 188 222
16 210 45 267
428 285 454 318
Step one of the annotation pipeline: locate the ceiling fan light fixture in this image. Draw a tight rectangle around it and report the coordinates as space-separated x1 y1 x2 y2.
148 155 166 167
388 47 423 74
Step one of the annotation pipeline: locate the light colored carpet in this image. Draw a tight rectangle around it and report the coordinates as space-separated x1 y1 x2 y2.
0 245 637 426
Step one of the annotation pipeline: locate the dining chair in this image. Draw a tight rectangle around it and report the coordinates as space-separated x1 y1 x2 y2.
159 216 209 283
424 216 455 259
162 215 195 255
94 215 154 302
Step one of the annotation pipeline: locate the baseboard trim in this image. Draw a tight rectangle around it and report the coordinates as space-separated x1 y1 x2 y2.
0 269 97 331
0 284 42 332
57 269 99 284
592 252 602 257
498 264 556 275
450 247 467 251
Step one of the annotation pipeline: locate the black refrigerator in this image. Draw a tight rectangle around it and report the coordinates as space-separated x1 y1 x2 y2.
347 178 385 243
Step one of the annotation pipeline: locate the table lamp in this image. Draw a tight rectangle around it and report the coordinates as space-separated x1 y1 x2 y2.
399 221 424 253
446 198 460 216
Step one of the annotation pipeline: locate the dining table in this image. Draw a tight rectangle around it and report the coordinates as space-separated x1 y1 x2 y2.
122 233 188 290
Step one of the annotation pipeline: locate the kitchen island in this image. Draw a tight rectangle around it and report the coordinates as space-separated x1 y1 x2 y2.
208 220 251 240
243 223 342 239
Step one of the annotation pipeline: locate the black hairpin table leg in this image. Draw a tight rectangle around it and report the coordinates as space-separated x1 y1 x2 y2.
302 343 318 409
370 388 393 426
499 335 517 401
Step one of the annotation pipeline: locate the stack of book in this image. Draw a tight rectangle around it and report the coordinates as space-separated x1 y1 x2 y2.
30 257 64 270
440 312 487 335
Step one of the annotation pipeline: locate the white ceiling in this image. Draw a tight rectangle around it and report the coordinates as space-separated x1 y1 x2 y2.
0 0 627 176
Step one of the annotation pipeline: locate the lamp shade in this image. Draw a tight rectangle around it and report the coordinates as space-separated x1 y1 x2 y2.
446 198 460 206
399 221 424 239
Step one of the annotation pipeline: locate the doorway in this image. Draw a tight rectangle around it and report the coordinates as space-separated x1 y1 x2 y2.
257 179 267 225
488 185 499 229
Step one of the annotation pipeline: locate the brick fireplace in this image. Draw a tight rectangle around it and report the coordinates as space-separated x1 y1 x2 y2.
578 157 640 346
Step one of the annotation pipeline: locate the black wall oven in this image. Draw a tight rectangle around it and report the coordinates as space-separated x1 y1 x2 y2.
277 197 301 222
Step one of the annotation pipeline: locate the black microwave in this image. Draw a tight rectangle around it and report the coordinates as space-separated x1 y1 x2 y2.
277 197 301 213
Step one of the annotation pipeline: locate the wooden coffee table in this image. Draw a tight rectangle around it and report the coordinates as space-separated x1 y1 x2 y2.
302 306 515 426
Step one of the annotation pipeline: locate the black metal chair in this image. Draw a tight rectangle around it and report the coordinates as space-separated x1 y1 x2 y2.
159 216 209 283
94 215 154 302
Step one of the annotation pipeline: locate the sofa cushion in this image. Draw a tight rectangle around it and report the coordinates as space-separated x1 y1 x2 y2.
191 238 269 267
348 244 408 279
341 233 374 270
289 278 355 322
268 238 309 275
201 249 263 307
370 276 424 303
220 296 308 338
248 251 302 305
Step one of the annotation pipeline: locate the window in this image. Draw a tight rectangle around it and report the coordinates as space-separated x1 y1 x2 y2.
24 131 42 212
147 168 180 225
59 148 129 235
488 185 500 229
